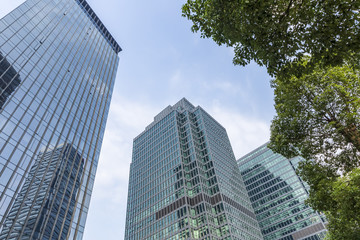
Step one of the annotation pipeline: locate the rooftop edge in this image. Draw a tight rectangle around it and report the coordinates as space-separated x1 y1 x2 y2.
76 0 122 54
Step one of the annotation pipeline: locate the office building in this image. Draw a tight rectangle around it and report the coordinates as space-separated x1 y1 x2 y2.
0 0 121 239
0 52 21 110
125 98 263 240
0 144 83 240
238 143 327 240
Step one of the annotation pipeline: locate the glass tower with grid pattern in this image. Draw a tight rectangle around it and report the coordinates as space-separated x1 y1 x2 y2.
237 143 327 240
0 144 83 240
125 98 263 240
0 0 121 239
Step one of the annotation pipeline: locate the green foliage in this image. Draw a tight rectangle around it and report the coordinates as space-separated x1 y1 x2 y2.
182 1 360 237
324 168 360 240
298 162 360 239
269 62 360 238
269 63 360 172
182 0 360 75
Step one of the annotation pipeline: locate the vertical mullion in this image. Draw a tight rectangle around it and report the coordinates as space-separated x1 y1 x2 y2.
0 0 77 224
0 0 72 169
73 46 116 238
0 1 87 236
0 0 63 100
14 5 96 239
70 38 114 240
36 23 108 240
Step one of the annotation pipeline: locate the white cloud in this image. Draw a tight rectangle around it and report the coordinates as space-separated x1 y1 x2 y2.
94 95 160 195
201 79 243 96
169 69 183 89
209 101 270 159
85 96 161 239
168 69 248 99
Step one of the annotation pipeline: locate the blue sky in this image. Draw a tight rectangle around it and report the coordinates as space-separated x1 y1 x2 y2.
1 0 274 239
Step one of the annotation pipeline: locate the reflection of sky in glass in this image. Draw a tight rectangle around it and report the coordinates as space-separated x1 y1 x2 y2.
238 144 327 240
0 0 120 239
0 144 83 240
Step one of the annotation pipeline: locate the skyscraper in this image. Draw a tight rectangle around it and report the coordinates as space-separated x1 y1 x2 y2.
237 143 327 240
125 98 263 240
0 0 121 239
0 143 83 240
0 53 21 110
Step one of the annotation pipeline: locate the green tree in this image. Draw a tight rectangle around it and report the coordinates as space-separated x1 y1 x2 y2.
182 0 360 75
269 62 360 238
299 163 360 240
182 1 360 237
324 169 360 240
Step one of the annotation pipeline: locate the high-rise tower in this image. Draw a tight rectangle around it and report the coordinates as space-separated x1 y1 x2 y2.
0 0 121 239
238 143 327 240
125 98 262 240
0 144 83 240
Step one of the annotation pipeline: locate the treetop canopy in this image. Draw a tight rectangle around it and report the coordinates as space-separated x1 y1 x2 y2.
182 0 360 76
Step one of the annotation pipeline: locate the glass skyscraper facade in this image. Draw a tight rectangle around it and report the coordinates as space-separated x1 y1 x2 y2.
237 143 327 240
125 98 262 240
0 144 83 240
0 0 120 239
